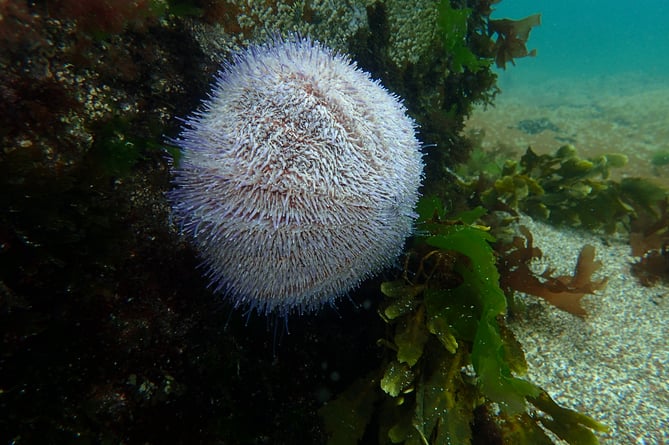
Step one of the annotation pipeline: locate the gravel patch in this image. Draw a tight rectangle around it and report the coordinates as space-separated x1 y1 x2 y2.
508 215 668 444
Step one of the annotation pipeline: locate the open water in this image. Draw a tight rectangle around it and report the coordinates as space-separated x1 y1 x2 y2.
493 0 669 81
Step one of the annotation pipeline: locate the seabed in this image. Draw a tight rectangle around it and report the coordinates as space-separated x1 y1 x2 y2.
466 71 669 189
466 71 669 444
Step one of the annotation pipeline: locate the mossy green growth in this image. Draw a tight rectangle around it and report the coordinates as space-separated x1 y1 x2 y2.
436 1 489 73
89 117 168 177
650 149 669 167
320 200 608 444
476 145 667 233
164 0 203 17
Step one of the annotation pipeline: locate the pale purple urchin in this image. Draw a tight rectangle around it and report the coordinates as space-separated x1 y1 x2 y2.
168 35 423 316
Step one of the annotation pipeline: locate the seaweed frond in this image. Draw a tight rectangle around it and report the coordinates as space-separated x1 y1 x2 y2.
497 227 608 316
478 145 639 233
488 14 541 69
320 203 608 444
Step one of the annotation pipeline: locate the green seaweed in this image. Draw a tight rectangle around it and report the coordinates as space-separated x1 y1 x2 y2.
475 145 667 233
437 1 488 73
89 117 167 177
162 0 203 18
320 373 379 445
650 149 669 167
436 1 540 73
320 201 608 444
425 223 539 414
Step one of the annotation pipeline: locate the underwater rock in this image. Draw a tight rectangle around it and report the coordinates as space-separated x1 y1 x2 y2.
512 117 561 135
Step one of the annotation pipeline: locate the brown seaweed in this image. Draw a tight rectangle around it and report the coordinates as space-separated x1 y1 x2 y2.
498 226 608 316
629 197 669 285
630 197 669 257
488 14 541 69
472 0 503 17
631 248 669 287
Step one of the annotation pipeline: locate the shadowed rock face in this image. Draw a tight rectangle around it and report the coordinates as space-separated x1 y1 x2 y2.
0 2 497 442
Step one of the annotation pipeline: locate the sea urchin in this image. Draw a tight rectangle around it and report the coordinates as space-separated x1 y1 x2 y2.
168 35 423 316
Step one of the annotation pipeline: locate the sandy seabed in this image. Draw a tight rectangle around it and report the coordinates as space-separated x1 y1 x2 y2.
465 71 668 444
465 71 669 189
509 216 667 445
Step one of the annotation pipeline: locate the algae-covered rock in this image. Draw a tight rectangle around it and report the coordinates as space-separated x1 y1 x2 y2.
0 1 524 442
